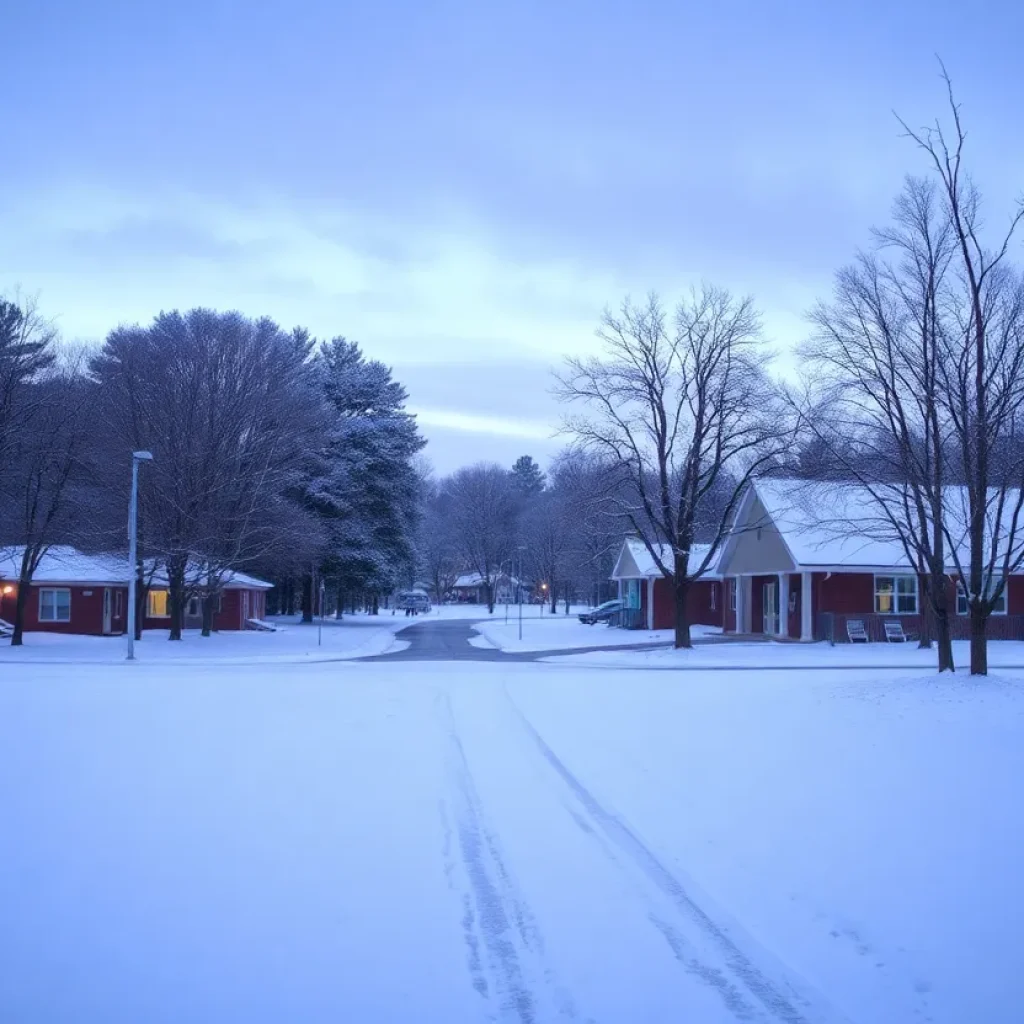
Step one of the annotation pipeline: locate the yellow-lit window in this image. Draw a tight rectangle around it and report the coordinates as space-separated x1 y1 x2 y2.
148 590 169 617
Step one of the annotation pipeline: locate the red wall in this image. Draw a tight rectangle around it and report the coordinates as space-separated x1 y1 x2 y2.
650 578 723 630
1 584 266 636
0 584 127 636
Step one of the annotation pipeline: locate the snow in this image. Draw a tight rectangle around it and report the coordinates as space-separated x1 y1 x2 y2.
475 614 721 653
613 536 718 578
2 652 1021 1022
550 637 1024 670
0 545 131 585
0 614 407 664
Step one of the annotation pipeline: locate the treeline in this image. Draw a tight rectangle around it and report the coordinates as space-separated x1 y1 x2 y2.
419 453 627 613
0 305 423 643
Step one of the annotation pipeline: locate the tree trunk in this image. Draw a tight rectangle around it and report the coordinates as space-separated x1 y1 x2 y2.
917 584 933 650
969 605 988 676
201 596 215 637
135 580 147 641
371 594 379 616
935 604 954 673
168 566 185 641
564 589 570 615
486 581 495 614
335 585 344 619
301 574 313 623
10 580 29 646
673 574 692 649
550 585 557 614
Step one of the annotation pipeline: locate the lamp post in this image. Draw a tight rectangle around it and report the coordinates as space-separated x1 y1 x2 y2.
126 450 154 661
517 545 526 642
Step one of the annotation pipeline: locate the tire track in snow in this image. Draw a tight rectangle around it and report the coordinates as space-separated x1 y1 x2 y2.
436 691 578 1023
504 688 854 1024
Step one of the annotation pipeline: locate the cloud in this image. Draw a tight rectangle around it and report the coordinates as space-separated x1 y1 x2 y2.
410 407 553 441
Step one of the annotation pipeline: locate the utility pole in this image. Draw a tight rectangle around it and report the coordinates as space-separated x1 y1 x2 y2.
126 450 153 661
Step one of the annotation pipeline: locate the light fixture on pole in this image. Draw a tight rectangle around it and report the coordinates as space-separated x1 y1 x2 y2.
126 450 154 661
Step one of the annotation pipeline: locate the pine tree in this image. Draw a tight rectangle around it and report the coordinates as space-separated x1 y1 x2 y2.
510 455 545 497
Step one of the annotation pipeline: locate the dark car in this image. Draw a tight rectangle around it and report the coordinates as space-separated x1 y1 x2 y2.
578 599 624 625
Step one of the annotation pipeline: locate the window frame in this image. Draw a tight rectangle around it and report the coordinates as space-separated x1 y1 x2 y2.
147 589 170 618
710 584 717 611
730 580 737 612
38 587 72 623
957 578 1008 616
873 574 918 616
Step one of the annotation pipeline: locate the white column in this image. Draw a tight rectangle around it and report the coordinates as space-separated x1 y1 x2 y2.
647 577 655 631
778 573 789 638
734 576 744 634
800 571 813 641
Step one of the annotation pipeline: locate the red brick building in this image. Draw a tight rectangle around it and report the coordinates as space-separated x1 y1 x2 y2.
715 480 1024 642
0 547 272 637
611 538 724 631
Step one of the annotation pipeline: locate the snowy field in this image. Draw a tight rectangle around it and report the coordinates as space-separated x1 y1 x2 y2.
555 638 1024 670
0 613 410 664
2 658 1022 1023
474 616 719 652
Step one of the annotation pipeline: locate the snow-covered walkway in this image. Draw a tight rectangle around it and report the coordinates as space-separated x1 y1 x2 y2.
2 661 1021 1022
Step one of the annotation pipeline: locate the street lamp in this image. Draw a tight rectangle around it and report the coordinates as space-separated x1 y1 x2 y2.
126 451 153 661
517 544 526 642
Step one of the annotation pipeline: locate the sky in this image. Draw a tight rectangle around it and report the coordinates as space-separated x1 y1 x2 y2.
3 0 1024 473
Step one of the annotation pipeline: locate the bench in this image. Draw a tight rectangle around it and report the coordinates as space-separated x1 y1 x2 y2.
883 620 916 643
846 619 869 643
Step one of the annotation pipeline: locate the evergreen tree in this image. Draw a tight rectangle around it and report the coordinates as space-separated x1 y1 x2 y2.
510 455 545 497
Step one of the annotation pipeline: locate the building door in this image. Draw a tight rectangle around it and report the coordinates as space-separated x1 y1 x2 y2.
762 581 778 635
102 587 113 634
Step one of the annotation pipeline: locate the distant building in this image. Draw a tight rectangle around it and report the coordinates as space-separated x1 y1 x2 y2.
0 547 273 636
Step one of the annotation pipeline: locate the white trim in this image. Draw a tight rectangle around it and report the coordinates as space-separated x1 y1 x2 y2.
873 573 918 616
800 572 813 641
38 587 71 623
778 574 789 638
646 577 654 630
956 580 1008 616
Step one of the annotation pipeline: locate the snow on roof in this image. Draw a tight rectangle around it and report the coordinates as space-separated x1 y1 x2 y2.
614 537 721 579
0 546 131 585
453 572 521 589
0 547 273 589
751 479 914 569
748 478 1024 571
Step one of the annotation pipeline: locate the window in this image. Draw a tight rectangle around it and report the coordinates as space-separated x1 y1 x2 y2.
148 590 169 618
625 579 641 610
39 588 71 623
114 590 124 617
710 584 717 610
730 580 737 612
874 575 918 615
187 597 200 617
957 578 1007 616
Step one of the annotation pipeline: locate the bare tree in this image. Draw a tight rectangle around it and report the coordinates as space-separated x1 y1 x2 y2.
90 310 324 640
558 286 786 647
0 294 56 489
799 176 959 671
897 69 1024 675
418 479 461 604
0 350 92 645
444 463 520 613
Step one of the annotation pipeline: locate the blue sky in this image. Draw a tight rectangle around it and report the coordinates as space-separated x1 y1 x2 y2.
3 0 1023 471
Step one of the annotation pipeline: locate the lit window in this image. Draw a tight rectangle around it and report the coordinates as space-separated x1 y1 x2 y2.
874 575 917 615
957 578 1007 616
148 590 169 617
39 588 71 622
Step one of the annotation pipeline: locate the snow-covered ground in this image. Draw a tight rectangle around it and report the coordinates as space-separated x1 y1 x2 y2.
474 615 719 652
553 637 1024 670
0 613 407 664
2 657 1021 1023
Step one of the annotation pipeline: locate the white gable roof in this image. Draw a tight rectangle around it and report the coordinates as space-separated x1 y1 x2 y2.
612 537 720 580
0 546 131 585
0 547 273 590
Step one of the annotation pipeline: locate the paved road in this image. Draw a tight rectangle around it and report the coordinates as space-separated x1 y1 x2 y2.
364 617 675 663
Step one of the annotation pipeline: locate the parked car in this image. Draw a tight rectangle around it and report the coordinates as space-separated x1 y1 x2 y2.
578 599 623 625
396 589 431 614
